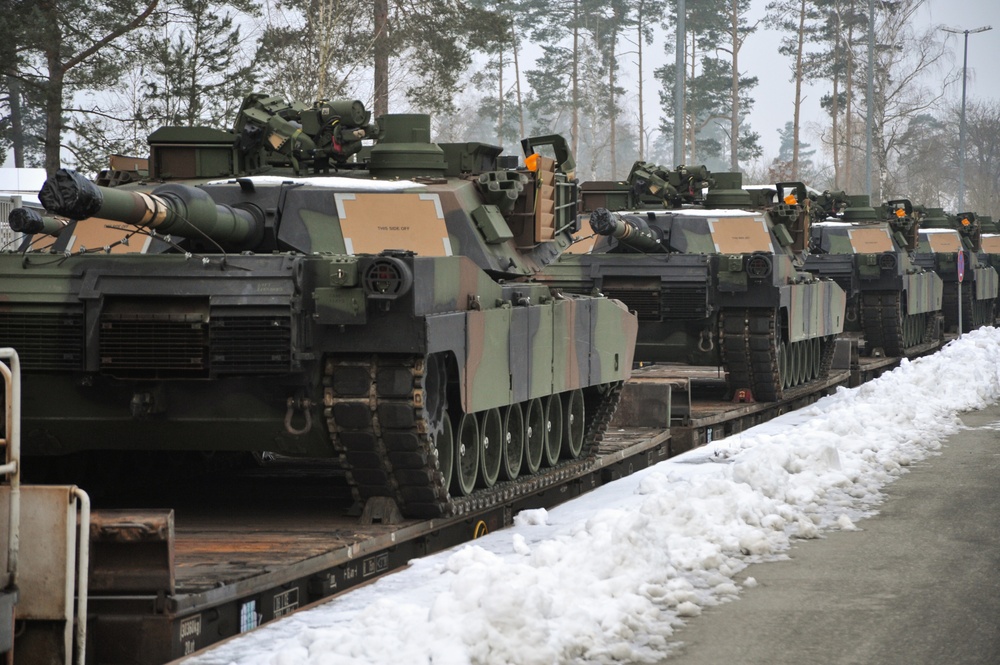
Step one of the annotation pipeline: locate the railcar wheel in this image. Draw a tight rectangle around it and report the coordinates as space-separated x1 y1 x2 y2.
454 413 479 496
478 408 503 488
435 416 454 493
524 399 545 474
563 389 586 459
500 403 524 481
543 393 563 467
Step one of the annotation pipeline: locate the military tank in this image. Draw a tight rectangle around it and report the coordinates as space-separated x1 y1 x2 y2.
536 163 845 402
912 206 999 332
804 195 943 356
0 93 638 519
976 214 1000 324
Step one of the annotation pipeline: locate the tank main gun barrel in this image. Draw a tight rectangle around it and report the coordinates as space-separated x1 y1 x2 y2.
589 208 665 253
8 208 71 236
38 169 264 248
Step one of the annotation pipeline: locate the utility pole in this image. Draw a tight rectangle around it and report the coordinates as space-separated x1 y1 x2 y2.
864 0 874 200
942 25 992 212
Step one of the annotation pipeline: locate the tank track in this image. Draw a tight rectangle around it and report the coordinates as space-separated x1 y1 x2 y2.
861 291 940 357
942 283 994 333
323 354 624 519
720 308 835 402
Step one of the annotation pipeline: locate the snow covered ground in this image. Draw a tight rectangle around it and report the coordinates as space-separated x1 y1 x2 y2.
182 328 1000 665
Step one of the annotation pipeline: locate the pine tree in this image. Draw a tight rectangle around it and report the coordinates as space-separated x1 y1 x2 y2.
9 0 162 173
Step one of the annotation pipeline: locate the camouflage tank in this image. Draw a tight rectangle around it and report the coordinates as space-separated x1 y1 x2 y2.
804 195 943 356
537 163 845 402
912 206 999 332
0 94 638 519
977 214 1000 324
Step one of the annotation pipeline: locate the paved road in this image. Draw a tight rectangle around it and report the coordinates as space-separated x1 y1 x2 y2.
658 403 1000 665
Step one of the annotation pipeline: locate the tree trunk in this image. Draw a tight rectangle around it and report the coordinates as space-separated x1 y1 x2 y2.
609 28 618 178
637 0 645 161
844 9 854 190
831 3 841 188
498 45 504 147
571 0 579 159
5 74 24 167
512 20 524 137
791 0 807 180
687 31 697 162
729 0 740 171
373 0 389 117
43 58 64 175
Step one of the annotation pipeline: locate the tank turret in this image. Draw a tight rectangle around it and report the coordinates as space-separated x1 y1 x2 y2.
0 93 638 521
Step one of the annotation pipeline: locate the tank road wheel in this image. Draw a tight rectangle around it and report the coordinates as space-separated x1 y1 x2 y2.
778 342 790 390
435 417 454 494
796 341 806 384
809 337 821 381
500 404 524 481
792 342 802 388
524 398 545 473
454 413 480 496
543 393 564 467
562 389 586 459
802 340 812 382
478 408 503 489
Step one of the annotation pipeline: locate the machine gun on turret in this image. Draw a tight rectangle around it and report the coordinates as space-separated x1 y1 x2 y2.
234 94 378 175
626 162 714 209
884 199 920 252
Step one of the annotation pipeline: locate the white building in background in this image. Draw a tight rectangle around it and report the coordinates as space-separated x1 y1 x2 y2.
0 168 46 249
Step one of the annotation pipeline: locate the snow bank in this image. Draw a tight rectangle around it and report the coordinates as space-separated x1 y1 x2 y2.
185 328 1000 665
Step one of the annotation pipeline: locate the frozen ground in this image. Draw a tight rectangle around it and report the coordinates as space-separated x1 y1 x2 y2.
182 327 1000 665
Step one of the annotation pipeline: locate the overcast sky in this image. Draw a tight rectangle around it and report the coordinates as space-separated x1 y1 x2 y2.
739 0 1000 159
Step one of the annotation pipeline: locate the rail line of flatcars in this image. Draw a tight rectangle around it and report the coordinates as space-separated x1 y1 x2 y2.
1 96 995 517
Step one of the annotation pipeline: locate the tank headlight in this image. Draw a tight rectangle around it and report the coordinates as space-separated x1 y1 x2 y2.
745 253 772 278
363 256 413 300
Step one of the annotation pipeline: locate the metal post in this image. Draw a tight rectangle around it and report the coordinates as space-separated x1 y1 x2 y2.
942 25 992 212
673 0 686 167
864 0 874 200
